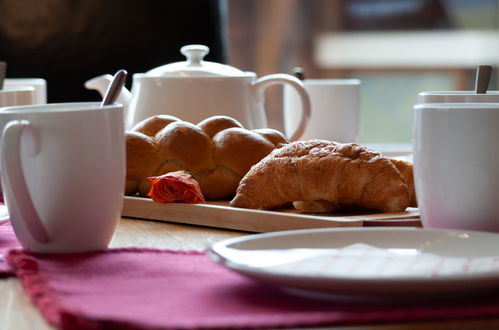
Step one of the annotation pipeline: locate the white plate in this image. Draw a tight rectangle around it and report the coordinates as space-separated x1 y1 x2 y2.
209 227 499 297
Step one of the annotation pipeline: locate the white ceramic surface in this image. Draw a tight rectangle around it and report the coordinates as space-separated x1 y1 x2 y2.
283 79 360 143
209 227 499 297
0 86 35 107
413 103 499 232
0 102 125 253
417 90 499 103
363 143 412 158
4 78 47 104
85 45 311 141
0 204 8 226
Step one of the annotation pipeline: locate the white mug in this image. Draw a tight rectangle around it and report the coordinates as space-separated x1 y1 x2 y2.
418 91 499 104
0 86 38 197
0 102 125 253
283 79 360 142
4 78 47 104
413 103 499 232
0 86 36 107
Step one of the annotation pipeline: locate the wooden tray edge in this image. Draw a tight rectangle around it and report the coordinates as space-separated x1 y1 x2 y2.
122 196 421 233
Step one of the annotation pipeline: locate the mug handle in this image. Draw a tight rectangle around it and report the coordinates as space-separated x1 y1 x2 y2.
253 74 311 141
2 120 50 243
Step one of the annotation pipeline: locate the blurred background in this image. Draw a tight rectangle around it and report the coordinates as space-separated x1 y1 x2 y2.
227 0 499 144
1 0 498 145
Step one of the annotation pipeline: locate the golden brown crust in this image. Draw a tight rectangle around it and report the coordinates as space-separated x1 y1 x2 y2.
213 128 276 177
252 128 289 148
131 115 180 137
125 132 162 180
125 180 139 196
197 166 240 200
197 115 243 139
230 140 412 213
155 121 216 173
390 158 417 207
125 115 288 200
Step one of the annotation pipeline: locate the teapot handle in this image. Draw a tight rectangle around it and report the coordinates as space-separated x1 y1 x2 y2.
2 120 50 243
253 74 310 141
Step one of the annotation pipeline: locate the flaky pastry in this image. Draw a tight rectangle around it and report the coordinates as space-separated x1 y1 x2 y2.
230 140 417 213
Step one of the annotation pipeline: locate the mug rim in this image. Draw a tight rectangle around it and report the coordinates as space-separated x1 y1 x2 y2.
419 90 499 96
414 102 499 110
4 78 46 84
0 102 122 114
303 78 361 85
0 86 35 93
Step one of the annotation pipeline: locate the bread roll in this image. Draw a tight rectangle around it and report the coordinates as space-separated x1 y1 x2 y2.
197 115 243 138
126 132 161 180
156 121 216 173
125 115 289 200
132 115 180 137
252 128 289 148
213 128 275 177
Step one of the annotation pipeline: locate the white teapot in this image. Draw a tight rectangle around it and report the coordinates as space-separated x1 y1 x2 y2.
85 44 310 140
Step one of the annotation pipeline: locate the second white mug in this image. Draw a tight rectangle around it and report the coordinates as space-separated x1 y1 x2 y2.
413 102 499 232
283 79 360 142
418 90 499 104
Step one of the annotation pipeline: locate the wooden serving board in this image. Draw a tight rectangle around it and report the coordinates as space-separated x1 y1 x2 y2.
122 196 421 233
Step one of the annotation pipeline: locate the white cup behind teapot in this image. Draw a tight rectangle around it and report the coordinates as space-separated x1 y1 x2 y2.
4 78 47 104
284 79 360 143
85 45 311 140
0 86 36 107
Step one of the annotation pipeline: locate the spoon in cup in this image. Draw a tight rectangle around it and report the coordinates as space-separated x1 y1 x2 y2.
292 67 306 81
0 61 6 90
101 69 127 107
475 64 492 94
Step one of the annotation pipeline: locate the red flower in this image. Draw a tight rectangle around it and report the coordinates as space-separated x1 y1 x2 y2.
147 171 205 204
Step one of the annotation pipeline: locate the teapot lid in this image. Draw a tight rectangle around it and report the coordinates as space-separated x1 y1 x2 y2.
146 44 244 77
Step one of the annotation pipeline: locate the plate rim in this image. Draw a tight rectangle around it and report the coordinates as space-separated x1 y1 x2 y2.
208 227 499 295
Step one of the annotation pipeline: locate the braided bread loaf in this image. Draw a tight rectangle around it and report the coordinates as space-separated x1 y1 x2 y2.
125 115 289 200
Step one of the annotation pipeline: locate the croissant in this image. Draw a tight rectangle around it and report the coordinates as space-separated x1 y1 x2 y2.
230 140 416 213
390 158 417 207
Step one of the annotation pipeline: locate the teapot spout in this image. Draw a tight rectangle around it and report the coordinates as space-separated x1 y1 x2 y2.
85 74 133 128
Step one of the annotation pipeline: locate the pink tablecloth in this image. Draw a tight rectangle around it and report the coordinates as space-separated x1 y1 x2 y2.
0 221 20 275
7 247 499 330
0 201 20 276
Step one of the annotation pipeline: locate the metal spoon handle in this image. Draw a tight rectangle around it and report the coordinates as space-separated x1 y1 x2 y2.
475 65 492 94
101 69 127 106
292 67 305 81
0 61 6 90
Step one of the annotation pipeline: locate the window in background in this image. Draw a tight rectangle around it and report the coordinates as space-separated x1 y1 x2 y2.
228 0 499 145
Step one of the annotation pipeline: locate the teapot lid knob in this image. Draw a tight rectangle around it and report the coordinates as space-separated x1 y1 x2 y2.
146 44 244 77
181 44 209 65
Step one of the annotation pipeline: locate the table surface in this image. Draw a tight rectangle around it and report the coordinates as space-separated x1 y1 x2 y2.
2 217 499 330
